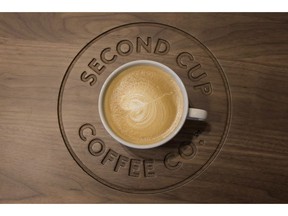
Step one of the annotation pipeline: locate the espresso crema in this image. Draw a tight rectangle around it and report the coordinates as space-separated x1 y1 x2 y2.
103 64 184 145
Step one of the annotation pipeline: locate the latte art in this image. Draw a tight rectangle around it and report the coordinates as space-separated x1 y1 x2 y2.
103 65 184 145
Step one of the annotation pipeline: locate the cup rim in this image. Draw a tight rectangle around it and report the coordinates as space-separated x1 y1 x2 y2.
98 60 189 149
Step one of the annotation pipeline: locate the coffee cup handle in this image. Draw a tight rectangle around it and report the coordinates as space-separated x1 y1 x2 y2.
187 108 207 121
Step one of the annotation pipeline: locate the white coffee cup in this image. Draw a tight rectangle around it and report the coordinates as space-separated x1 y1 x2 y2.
99 60 207 149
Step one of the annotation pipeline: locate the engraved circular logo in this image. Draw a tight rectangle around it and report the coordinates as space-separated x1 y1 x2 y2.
58 22 231 193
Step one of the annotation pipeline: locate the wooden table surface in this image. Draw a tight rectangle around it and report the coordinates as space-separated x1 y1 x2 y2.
0 13 288 203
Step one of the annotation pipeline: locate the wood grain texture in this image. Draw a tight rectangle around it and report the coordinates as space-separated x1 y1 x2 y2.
0 13 288 203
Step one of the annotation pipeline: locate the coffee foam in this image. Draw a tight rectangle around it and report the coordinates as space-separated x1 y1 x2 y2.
103 65 184 145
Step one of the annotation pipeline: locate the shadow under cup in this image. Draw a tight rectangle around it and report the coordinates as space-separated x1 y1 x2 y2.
98 60 206 149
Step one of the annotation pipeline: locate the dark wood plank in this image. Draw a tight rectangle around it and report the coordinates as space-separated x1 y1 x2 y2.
0 13 288 203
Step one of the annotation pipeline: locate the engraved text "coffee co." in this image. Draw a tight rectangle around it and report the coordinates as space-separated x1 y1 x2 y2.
79 123 156 178
164 141 198 170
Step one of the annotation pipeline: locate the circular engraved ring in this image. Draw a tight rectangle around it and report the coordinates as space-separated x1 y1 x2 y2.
58 22 232 193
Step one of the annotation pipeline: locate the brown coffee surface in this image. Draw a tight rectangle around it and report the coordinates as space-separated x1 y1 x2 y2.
103 65 184 145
